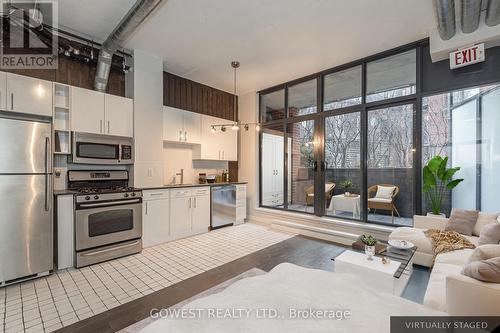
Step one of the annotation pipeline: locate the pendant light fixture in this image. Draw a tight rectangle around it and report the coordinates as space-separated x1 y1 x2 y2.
210 61 261 133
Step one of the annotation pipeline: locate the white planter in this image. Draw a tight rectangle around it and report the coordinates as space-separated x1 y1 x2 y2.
427 212 446 218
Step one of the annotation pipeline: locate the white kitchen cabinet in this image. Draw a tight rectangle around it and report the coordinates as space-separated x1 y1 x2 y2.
170 189 192 238
193 115 237 161
0 71 6 110
191 187 211 234
143 189 170 247
163 106 201 144
57 195 74 270
169 187 210 239
105 94 134 137
71 86 105 134
72 86 133 137
235 184 247 225
6 73 53 116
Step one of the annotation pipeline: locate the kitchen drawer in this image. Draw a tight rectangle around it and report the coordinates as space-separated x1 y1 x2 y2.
170 188 192 198
192 187 210 196
143 189 170 200
236 198 246 208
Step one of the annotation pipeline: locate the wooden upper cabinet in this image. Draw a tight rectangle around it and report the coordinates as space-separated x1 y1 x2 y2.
6 73 53 117
163 72 237 121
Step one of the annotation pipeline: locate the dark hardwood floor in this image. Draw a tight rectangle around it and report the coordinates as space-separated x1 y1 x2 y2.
55 235 343 333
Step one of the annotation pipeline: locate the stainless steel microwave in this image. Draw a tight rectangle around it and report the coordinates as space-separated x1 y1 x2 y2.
71 132 134 165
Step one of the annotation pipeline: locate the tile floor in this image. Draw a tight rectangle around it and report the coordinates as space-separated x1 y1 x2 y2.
0 224 294 333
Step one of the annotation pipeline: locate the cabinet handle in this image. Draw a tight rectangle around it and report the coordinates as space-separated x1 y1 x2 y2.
222 151 225 160
107 121 110 134
188 197 191 209
10 93 13 110
100 120 103 133
184 131 187 142
194 197 197 208
179 130 182 141
145 202 148 215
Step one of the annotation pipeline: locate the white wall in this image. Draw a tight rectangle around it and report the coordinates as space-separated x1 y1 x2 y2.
239 92 260 214
163 143 228 184
131 50 164 187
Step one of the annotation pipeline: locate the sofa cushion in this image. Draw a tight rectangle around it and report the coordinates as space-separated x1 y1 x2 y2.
478 222 500 246
467 244 500 263
474 212 499 236
434 248 474 266
389 227 433 255
445 209 479 236
424 262 464 311
462 257 500 283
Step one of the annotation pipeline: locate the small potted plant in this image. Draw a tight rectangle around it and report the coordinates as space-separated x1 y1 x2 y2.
361 234 377 260
340 180 354 196
423 156 464 217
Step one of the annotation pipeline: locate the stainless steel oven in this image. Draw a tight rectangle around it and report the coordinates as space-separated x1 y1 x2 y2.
75 196 142 267
72 132 134 165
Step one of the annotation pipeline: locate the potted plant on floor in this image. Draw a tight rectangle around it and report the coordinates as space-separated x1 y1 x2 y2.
361 234 377 260
340 180 354 196
423 155 464 217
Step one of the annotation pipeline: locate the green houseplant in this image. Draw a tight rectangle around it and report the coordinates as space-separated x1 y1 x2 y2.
361 234 377 260
340 180 354 196
423 156 464 216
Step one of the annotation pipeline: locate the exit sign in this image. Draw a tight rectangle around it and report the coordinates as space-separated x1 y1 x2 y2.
450 44 485 69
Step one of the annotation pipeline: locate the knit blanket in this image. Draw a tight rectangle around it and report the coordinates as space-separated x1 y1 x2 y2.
424 229 476 258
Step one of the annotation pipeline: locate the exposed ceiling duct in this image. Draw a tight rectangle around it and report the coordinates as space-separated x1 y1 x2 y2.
461 0 482 33
433 0 456 40
486 0 500 26
94 0 164 92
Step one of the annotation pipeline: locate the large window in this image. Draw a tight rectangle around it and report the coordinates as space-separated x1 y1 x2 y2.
259 46 421 226
422 84 500 215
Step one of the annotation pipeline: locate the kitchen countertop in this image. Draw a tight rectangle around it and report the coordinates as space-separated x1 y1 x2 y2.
141 182 247 191
53 182 247 196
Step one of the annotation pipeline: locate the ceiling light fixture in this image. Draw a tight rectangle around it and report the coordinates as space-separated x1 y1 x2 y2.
210 61 261 133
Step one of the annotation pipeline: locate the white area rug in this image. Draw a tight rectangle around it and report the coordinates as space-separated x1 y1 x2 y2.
121 268 266 333
139 263 443 333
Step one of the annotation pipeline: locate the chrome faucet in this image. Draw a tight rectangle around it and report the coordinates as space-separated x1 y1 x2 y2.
175 168 184 184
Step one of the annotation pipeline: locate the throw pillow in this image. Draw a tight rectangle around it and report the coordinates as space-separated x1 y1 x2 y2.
478 222 500 245
375 186 395 200
473 212 499 236
445 208 479 236
462 257 500 283
466 244 500 264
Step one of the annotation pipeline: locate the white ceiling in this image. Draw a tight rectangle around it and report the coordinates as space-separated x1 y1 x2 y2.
52 0 435 94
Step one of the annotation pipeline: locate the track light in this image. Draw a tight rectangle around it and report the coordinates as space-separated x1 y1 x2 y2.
244 124 249 131
211 126 216 133
255 124 261 132
231 123 240 131
221 126 226 132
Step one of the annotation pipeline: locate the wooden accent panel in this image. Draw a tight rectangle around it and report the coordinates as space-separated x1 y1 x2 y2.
228 161 239 182
163 72 237 121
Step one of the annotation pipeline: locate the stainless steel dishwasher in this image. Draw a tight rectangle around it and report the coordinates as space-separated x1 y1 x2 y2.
211 185 236 229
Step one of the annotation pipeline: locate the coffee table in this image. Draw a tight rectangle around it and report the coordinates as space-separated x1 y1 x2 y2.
332 244 416 296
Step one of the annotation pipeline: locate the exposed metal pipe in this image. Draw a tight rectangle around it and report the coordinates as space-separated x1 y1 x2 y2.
486 0 500 26
433 0 456 40
461 0 482 33
94 0 163 92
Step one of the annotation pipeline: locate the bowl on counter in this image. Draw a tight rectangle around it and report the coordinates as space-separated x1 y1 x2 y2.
206 175 216 183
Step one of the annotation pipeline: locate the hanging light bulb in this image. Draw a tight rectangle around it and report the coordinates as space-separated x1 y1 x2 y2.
255 124 261 132
211 126 216 133
244 124 249 131
221 126 227 132
231 122 239 131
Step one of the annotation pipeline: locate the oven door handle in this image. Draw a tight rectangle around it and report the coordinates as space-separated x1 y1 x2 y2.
78 199 141 208
81 240 141 256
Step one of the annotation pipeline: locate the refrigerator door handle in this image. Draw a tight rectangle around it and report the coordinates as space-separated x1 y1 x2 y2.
44 137 50 211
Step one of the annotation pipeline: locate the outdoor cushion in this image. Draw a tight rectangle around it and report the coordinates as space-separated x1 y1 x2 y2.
368 197 392 203
375 186 395 200
479 222 500 245
474 212 499 237
445 209 479 236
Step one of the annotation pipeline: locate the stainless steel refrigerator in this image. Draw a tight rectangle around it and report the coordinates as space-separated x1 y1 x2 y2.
0 116 53 285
